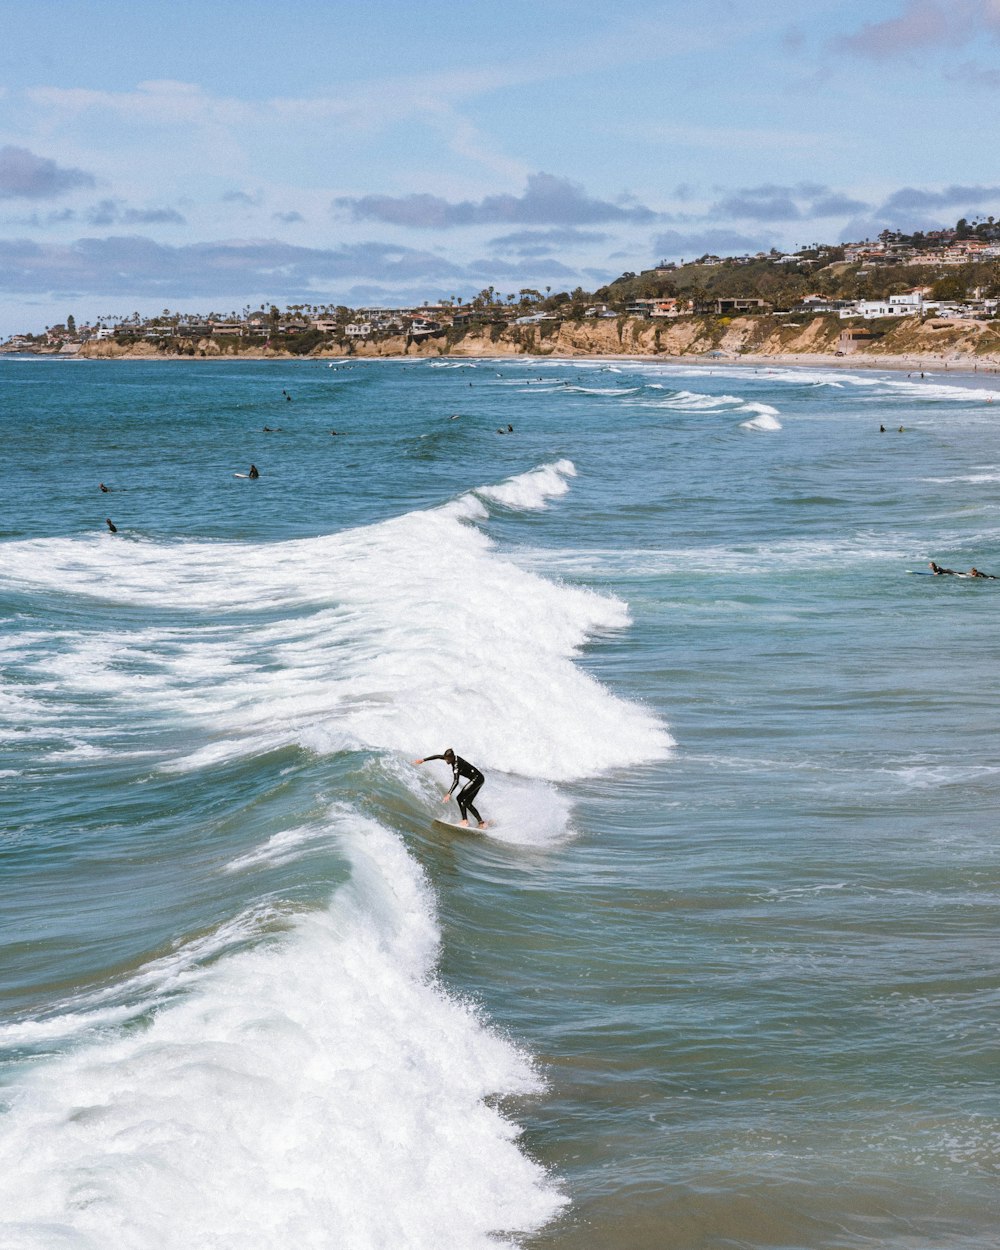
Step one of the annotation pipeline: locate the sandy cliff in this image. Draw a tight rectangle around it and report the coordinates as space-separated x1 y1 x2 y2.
73 314 1000 367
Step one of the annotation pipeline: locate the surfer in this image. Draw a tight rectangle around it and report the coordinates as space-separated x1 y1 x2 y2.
105 517 117 533
928 561 958 575
248 464 260 479
100 482 111 492
412 749 487 828
969 567 997 579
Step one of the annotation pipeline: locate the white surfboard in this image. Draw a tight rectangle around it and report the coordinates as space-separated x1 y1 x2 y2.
431 818 491 833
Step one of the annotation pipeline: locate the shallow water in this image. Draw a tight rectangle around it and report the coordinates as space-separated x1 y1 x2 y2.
2 355 999 1248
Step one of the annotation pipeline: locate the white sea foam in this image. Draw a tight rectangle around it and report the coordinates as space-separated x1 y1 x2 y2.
0 809 565 1249
0 461 671 793
0 903 282 1050
223 820 338 872
740 402 782 431
476 458 576 510
923 471 1000 483
641 389 746 411
613 360 1000 405
566 385 641 396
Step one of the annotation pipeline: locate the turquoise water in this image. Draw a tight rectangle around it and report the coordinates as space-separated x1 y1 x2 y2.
2 356 999 1248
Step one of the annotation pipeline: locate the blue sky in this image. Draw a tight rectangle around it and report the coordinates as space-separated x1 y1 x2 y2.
3 0 1000 335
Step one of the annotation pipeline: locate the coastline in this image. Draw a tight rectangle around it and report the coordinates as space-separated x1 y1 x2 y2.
59 310 1000 377
8 310 1000 385
13 347 1000 387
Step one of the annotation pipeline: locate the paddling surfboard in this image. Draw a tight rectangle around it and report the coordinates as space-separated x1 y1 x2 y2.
907 570 974 577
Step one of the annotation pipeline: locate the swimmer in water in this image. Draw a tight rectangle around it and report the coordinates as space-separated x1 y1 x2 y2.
969 567 998 579
105 517 117 533
100 482 110 492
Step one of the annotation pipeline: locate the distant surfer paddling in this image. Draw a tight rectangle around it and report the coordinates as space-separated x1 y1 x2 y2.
412 748 487 828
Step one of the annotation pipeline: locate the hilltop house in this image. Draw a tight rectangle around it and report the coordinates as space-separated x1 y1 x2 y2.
840 292 925 320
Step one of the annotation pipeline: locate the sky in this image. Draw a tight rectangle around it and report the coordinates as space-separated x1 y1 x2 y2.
3 0 1000 336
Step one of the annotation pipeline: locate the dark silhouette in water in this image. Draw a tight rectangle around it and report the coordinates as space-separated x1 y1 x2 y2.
105 517 117 533
100 482 110 492
248 465 260 479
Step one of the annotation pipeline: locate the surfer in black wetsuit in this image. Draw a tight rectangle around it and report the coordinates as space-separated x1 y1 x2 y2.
248 464 260 479
929 561 958 575
412 748 487 827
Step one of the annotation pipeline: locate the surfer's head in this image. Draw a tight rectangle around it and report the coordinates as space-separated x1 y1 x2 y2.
443 748 455 763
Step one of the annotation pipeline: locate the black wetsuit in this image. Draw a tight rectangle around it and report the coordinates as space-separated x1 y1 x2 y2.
424 753 485 824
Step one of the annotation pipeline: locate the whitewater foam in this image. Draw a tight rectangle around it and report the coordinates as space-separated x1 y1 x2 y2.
475 459 576 511
0 461 671 783
740 403 782 431
0 810 564 1249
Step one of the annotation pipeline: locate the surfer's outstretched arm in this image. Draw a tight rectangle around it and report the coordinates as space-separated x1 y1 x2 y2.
413 752 460 796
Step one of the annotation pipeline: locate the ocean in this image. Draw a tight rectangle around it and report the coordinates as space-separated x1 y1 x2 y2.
1 354 999 1249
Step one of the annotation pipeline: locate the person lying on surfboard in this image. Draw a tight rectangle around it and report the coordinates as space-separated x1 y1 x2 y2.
412 748 487 828
928 561 958 575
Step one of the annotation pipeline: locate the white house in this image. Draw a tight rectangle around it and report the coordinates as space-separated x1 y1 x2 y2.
840 292 925 320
